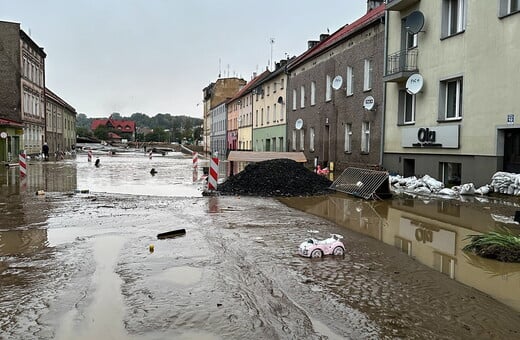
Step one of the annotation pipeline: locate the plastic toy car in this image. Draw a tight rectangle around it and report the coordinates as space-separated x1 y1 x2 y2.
298 234 345 258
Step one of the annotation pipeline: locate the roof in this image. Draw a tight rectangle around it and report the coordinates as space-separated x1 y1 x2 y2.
0 118 24 127
227 151 307 163
45 88 76 113
229 70 271 102
91 118 136 132
288 4 385 71
108 132 122 139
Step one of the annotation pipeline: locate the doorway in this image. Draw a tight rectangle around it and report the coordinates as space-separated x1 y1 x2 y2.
504 129 520 173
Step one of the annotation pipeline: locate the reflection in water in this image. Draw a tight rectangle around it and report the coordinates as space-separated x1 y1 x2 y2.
280 193 520 312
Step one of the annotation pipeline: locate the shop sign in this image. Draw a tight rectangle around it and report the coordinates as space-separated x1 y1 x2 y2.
401 125 459 149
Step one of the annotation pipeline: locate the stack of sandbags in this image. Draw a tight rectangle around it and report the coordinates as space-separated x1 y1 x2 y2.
491 172 520 195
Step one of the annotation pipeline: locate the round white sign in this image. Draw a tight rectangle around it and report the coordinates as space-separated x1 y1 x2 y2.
363 96 375 111
0 132 7 139
406 73 424 94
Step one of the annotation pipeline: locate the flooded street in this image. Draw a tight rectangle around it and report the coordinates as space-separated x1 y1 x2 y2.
1 152 520 339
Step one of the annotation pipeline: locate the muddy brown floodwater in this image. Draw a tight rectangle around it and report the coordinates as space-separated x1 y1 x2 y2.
1 151 519 339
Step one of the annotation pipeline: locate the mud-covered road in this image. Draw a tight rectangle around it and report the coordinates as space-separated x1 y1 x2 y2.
1 154 520 339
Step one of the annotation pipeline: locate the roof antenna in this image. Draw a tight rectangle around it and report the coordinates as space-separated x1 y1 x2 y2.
269 38 275 71
218 58 222 78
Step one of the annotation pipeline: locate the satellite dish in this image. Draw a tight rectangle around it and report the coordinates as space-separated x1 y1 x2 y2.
277 96 284 104
363 96 375 111
405 11 425 34
406 73 424 94
332 75 343 90
295 118 304 130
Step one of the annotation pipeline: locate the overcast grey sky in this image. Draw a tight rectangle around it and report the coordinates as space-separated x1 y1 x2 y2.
1 0 368 118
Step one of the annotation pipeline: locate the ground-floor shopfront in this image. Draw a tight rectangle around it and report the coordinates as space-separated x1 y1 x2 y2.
0 121 24 163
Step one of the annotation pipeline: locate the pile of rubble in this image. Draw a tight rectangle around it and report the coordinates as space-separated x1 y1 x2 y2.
217 159 332 197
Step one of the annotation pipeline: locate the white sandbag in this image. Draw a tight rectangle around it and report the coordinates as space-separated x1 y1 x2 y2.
438 188 457 196
459 183 475 195
474 185 490 195
414 187 431 194
421 174 444 191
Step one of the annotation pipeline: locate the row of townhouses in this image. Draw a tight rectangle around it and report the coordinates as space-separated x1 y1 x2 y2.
0 21 77 163
202 0 520 187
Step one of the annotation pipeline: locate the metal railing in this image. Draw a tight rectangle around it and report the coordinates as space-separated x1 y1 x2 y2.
386 49 418 76
330 167 391 200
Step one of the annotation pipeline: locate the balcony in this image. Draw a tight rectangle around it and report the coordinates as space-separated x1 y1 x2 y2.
386 0 421 11
384 49 418 83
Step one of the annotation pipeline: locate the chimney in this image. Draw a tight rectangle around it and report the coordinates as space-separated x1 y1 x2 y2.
307 40 319 49
319 34 330 41
367 0 384 12
252 72 257 79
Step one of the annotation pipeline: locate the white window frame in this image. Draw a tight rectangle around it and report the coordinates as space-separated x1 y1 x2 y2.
499 0 520 16
299 129 305 151
266 106 270 124
442 77 463 120
325 75 332 101
292 130 296 151
361 121 370 153
442 0 466 37
310 127 315 152
344 123 352 153
346 66 353 96
300 85 305 108
311 81 316 106
363 59 372 91
292 89 297 110
404 92 416 124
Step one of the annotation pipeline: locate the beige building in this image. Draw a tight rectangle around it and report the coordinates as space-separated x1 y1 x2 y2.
383 0 520 186
252 62 288 152
45 88 77 154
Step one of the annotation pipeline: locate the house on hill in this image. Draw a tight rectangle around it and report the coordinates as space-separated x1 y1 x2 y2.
90 117 136 141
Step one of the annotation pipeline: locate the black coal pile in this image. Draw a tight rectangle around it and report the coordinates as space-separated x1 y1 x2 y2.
217 158 333 197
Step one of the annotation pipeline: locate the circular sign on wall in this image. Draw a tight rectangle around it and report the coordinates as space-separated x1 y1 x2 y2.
363 96 375 111
0 132 7 139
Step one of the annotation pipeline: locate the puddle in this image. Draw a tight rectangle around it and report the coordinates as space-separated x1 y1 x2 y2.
280 193 520 312
154 266 203 286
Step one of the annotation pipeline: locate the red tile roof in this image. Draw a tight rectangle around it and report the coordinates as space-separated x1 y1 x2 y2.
91 118 136 132
0 118 24 127
288 4 385 70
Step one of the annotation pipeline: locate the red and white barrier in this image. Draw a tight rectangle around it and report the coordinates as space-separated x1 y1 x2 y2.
19 151 27 178
208 157 219 190
87 149 92 162
192 152 198 169
149 150 153 159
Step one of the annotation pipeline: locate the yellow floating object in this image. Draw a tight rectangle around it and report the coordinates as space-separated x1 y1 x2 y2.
149 244 155 253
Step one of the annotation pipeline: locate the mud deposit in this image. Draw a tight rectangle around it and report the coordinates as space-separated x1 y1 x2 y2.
0 191 519 339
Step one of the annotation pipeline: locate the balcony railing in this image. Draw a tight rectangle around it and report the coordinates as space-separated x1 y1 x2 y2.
385 49 418 81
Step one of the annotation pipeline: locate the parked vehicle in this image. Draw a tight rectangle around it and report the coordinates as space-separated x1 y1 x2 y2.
298 234 345 258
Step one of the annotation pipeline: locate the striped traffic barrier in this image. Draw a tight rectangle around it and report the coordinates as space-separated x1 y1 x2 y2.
192 151 198 169
208 157 219 190
87 149 92 162
149 149 153 159
19 151 27 178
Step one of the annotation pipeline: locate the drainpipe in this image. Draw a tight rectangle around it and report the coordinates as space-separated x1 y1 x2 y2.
380 8 389 168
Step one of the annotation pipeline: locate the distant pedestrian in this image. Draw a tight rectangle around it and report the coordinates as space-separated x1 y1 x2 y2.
95 158 100 167
42 143 49 160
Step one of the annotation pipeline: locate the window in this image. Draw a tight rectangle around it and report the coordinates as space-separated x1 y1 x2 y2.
439 77 463 120
292 130 296 151
300 85 305 108
499 0 520 16
273 103 277 122
255 110 258 126
267 86 270 96
310 127 315 152
311 81 316 105
363 59 372 91
344 123 352 153
292 89 297 110
261 108 264 125
361 122 370 153
267 106 270 124
273 82 277 93
281 79 284 89
398 89 416 124
442 0 466 37
441 162 461 187
346 67 353 96
299 130 305 151
325 75 332 101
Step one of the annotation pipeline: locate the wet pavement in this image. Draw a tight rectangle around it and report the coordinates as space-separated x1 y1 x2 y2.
1 151 520 339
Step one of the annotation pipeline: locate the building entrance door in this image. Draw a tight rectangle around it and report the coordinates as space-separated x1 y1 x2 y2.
504 129 520 173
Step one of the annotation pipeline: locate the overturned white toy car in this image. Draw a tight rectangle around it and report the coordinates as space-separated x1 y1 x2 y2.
298 234 345 258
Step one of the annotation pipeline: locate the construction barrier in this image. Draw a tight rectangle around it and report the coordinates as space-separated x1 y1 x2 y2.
87 149 92 162
19 151 27 178
192 152 198 169
149 149 153 159
208 157 219 190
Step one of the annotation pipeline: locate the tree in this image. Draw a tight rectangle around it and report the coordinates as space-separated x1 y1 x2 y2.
76 127 92 138
93 125 109 140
